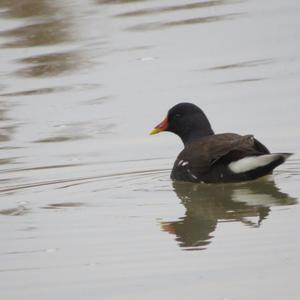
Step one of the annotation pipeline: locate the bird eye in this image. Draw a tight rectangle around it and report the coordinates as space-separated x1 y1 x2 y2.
174 113 181 118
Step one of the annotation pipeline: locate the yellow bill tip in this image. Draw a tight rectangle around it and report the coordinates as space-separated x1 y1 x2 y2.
149 128 161 135
150 116 168 135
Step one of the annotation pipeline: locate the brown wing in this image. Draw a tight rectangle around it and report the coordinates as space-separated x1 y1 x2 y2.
176 133 261 173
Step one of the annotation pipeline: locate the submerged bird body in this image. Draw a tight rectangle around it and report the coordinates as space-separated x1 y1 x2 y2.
150 103 291 183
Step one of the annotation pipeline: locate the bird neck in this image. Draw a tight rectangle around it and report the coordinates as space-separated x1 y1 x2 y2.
181 127 214 146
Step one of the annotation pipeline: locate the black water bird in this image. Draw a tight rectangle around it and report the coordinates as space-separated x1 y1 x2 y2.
150 103 292 183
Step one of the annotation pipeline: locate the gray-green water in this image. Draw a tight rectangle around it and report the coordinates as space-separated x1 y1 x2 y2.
0 0 300 299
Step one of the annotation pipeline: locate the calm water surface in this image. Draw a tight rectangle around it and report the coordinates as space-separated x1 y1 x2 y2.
0 0 300 299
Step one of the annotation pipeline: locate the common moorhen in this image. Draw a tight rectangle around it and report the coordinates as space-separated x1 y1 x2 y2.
150 103 291 183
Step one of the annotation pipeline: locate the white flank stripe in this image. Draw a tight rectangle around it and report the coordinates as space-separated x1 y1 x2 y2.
187 169 198 179
228 154 283 174
178 160 184 166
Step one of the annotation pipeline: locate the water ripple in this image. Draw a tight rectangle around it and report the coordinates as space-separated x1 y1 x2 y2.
114 0 239 18
126 13 242 31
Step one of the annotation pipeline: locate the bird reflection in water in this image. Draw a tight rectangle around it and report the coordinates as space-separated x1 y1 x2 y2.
161 178 296 251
